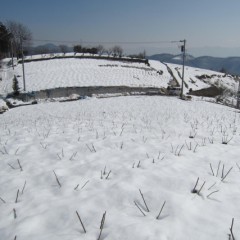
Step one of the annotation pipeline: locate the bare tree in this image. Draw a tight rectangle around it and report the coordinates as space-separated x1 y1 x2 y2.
106 47 113 57
59 45 68 55
112 45 123 58
6 20 32 58
73 45 82 54
97 45 105 56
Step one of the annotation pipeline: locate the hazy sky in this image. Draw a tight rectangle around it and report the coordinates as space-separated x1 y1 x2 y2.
1 0 240 57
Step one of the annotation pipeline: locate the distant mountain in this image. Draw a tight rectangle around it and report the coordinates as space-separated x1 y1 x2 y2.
148 54 240 75
27 43 73 55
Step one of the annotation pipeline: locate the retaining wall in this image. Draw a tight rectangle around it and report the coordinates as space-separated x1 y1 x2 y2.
17 86 166 101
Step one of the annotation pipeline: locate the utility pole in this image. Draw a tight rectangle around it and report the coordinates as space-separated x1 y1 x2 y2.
237 76 240 109
21 37 26 91
10 39 14 70
180 39 186 99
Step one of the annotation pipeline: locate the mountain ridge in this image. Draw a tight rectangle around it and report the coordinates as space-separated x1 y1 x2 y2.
148 53 240 75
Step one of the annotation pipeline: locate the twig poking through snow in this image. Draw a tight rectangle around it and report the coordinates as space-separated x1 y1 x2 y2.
207 190 219 198
193 143 198 153
76 211 86 233
185 141 192 150
222 136 233 145
15 189 19 203
98 211 106 240
86 143 96 153
53 170 61 188
57 153 62 160
86 144 92 152
209 163 215 176
222 164 225 178
156 201 166 220
91 143 96 152
8 163 16 170
13 208 17 219
0 197 6 203
229 218 235 240
40 142 48 149
69 152 77 161
134 201 146 216
100 211 106 229
197 181 206 195
17 159 23 171
201 138 206 146
216 161 221 177
103 166 107 175
81 180 89 189
207 182 216 190
74 184 79 190
208 137 214 144
177 145 184 156
221 167 233 182
3 146 8 154
15 147 20 155
105 170 111 179
21 181 26 195
174 145 179 155
139 189 150 212
192 177 199 193
137 160 141 168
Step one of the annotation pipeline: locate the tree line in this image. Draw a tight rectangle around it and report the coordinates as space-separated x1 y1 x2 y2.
73 45 123 57
0 20 32 59
0 20 147 60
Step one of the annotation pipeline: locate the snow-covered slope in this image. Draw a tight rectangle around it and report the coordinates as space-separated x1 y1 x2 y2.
0 56 237 97
167 63 238 94
0 96 240 240
0 58 171 94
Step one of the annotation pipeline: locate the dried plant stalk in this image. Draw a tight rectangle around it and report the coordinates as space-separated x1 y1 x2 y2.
76 211 86 233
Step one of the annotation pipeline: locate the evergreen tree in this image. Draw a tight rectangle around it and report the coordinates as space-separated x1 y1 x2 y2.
0 22 11 59
12 75 20 96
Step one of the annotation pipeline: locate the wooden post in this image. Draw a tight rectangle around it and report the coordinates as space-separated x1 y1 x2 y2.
180 39 186 99
237 77 240 109
21 37 26 91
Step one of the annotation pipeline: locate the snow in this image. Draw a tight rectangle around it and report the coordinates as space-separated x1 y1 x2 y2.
2 58 171 93
0 99 8 112
167 63 238 93
0 96 240 240
0 56 237 99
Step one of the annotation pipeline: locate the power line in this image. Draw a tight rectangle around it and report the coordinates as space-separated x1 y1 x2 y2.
31 38 182 45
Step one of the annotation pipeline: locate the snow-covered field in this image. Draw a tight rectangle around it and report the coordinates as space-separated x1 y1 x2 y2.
0 96 240 240
0 56 238 97
0 58 171 95
167 63 238 93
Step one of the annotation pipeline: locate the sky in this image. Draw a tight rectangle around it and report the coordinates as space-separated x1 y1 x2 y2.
1 0 240 57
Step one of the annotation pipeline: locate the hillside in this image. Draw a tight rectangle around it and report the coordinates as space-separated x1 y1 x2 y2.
149 54 240 75
0 54 238 100
166 63 238 93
